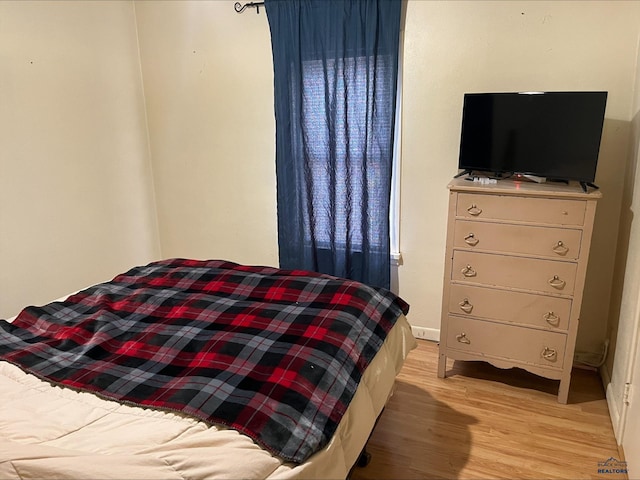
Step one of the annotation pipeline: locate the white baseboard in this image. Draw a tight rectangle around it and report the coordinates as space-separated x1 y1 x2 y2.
411 325 440 342
601 364 623 444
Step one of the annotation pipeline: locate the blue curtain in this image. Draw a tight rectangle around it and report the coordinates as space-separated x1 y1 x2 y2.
265 0 401 289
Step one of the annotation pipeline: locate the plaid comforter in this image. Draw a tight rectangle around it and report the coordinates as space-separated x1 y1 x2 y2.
0 258 409 464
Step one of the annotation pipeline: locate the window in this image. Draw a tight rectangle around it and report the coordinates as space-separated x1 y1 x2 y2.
266 0 402 289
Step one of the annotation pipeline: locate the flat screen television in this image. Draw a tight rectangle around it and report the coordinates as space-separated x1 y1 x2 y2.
457 91 608 187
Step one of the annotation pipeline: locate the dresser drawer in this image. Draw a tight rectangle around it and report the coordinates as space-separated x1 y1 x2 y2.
446 316 567 368
452 251 577 295
456 193 586 226
453 220 582 260
449 284 571 330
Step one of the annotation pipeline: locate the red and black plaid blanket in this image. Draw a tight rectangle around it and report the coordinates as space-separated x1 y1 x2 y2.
0 258 408 464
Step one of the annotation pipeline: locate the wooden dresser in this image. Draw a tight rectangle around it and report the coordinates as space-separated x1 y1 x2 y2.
437 177 601 403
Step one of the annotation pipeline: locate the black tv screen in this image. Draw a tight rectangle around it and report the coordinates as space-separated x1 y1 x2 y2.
458 91 607 183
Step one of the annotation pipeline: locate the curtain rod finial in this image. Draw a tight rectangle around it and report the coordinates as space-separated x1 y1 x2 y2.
234 2 265 14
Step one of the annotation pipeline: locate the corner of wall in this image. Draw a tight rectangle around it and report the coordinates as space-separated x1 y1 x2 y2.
131 0 162 259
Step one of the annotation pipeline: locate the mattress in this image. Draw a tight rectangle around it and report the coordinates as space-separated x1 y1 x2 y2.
0 265 416 480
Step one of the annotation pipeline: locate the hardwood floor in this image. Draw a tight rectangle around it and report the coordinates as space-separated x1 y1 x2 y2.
351 339 627 480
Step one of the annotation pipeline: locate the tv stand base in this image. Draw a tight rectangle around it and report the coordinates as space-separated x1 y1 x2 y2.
580 181 599 193
454 169 472 179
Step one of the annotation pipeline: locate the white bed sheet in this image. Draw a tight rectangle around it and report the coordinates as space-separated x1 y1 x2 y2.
0 313 415 480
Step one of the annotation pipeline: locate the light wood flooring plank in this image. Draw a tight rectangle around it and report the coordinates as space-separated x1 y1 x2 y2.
351 339 626 480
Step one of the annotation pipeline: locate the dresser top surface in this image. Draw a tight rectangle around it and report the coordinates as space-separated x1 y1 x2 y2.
448 176 603 199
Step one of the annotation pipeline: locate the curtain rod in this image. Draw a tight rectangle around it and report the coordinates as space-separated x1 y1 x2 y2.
234 1 265 14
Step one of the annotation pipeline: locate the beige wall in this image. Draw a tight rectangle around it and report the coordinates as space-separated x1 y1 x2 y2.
134 1 279 267
0 1 160 318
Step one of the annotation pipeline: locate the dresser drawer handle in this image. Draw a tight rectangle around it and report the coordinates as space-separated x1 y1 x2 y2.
464 233 479 246
456 333 471 344
548 275 566 289
541 346 558 362
543 311 560 326
552 241 569 256
461 265 477 277
467 204 482 216
459 298 473 314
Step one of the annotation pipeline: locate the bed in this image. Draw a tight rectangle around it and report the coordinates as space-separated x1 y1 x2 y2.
0 258 415 479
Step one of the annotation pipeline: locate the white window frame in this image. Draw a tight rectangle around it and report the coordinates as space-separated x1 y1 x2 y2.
390 4 405 267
